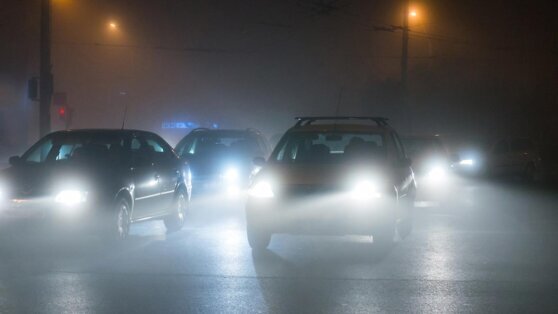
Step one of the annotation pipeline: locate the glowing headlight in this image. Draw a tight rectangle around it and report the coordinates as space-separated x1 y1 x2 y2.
459 159 474 166
223 167 240 182
248 181 274 198
55 190 87 206
351 180 381 200
426 166 446 180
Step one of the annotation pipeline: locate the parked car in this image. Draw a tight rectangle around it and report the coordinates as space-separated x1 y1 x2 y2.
174 128 270 194
0 129 191 239
245 117 416 249
484 137 542 181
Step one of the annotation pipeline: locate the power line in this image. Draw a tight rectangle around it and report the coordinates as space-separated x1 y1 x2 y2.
52 41 255 54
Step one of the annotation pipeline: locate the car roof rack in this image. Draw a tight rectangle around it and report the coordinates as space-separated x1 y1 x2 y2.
294 116 389 128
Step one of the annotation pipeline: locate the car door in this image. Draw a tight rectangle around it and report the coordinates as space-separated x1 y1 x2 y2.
130 135 162 219
143 133 180 212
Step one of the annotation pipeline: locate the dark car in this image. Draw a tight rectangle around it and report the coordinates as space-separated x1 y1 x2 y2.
483 137 542 181
245 117 416 249
0 129 191 239
174 128 270 194
402 135 457 204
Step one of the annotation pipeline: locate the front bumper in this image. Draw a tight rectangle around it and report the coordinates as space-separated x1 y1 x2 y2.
246 195 395 235
0 197 98 227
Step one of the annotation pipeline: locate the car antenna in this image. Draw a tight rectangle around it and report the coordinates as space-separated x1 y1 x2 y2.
121 104 128 130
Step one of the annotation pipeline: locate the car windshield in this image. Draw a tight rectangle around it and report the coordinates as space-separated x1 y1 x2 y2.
402 137 446 157
20 133 125 164
272 131 385 164
177 132 263 158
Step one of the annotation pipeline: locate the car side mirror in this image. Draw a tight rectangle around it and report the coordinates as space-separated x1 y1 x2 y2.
9 156 21 166
253 157 266 167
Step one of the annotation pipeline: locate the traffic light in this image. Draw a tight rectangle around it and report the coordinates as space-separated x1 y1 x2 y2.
57 106 67 120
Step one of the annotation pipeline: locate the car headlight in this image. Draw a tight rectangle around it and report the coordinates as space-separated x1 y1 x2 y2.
248 181 274 198
223 167 240 182
55 190 88 206
459 159 474 166
426 166 446 180
351 180 381 200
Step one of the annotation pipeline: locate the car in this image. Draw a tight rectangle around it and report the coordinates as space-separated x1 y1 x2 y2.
402 135 458 204
245 116 416 250
402 135 454 183
484 137 542 181
0 129 191 239
174 128 270 194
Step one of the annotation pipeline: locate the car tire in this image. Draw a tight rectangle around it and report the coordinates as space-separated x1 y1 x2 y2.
104 198 131 241
246 223 271 250
164 192 188 232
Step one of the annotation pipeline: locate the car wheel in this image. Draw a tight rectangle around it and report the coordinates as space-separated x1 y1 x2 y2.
164 192 187 232
246 223 271 250
110 198 131 240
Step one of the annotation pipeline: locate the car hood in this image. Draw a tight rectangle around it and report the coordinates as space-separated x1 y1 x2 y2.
256 161 391 188
0 161 119 199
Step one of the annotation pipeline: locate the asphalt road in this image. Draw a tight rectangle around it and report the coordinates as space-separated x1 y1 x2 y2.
1 176 558 313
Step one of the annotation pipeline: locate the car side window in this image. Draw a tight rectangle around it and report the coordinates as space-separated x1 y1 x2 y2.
144 134 175 162
23 138 53 163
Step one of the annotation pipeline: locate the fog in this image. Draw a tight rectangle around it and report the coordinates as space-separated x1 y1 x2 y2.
2 0 557 150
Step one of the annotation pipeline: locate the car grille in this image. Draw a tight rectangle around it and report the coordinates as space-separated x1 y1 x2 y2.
281 184 341 198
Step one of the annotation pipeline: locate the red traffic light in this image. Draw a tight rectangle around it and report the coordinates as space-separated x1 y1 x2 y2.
57 106 67 119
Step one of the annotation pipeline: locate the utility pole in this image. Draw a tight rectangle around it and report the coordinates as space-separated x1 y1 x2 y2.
401 0 409 96
39 0 52 137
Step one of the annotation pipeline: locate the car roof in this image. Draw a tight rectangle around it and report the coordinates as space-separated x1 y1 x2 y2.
402 135 442 140
190 128 263 136
288 124 390 133
49 129 157 137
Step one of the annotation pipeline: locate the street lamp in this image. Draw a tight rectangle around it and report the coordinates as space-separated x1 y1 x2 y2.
108 21 118 30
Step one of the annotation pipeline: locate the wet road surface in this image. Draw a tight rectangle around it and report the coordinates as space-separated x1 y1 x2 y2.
1 176 558 313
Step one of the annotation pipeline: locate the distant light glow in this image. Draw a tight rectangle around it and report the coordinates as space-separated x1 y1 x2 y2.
409 10 418 17
162 121 199 129
109 21 118 30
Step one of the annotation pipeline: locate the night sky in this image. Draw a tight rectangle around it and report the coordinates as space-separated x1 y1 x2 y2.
1 0 557 147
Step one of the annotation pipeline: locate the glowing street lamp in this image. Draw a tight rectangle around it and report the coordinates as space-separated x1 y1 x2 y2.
108 21 118 31
409 10 418 17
